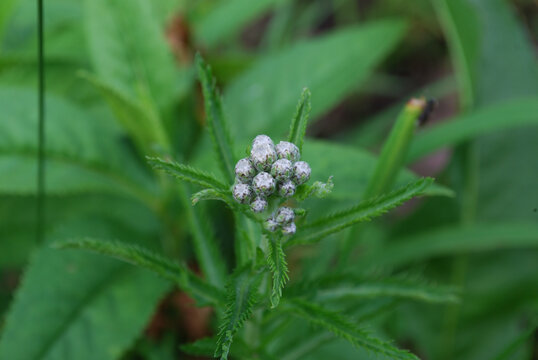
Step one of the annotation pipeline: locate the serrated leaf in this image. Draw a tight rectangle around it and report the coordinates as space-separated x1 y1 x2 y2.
287 87 311 152
215 265 263 360
291 275 460 304
54 238 225 305
196 54 236 185
283 299 419 360
191 188 233 206
267 235 289 308
147 156 228 191
288 178 433 246
359 222 538 269
0 248 169 360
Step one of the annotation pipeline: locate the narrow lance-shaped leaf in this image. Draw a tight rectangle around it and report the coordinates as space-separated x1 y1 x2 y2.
287 88 311 152
53 238 225 306
215 265 262 360
267 234 289 308
177 184 227 287
363 98 426 198
288 178 433 247
196 53 236 184
283 299 419 360
147 156 228 191
358 222 538 270
290 275 460 304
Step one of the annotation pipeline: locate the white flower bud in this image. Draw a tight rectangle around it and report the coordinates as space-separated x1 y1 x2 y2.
271 159 292 182
275 206 294 224
278 180 296 198
250 196 267 213
235 158 256 183
292 161 311 185
252 172 276 196
281 222 296 236
264 218 279 232
250 143 277 172
232 183 252 204
253 134 274 148
276 141 300 162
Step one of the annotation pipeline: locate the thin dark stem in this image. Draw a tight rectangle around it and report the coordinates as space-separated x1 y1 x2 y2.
36 0 45 244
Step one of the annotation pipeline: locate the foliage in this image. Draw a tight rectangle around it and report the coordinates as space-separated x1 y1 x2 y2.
0 1 536 359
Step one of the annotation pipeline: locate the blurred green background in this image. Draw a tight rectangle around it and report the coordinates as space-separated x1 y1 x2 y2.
0 0 537 359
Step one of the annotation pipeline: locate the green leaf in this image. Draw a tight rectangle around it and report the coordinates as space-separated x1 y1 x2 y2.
54 238 224 305
492 320 538 360
215 265 263 360
406 96 538 163
80 72 170 152
283 299 419 360
147 156 228 191
84 0 181 112
0 248 169 360
287 87 311 153
0 87 156 203
191 188 233 206
0 0 19 42
177 184 228 287
267 235 289 308
288 178 433 246
363 98 426 198
292 275 460 304
224 19 407 140
360 222 538 269
196 54 236 184
193 0 286 47
295 176 334 201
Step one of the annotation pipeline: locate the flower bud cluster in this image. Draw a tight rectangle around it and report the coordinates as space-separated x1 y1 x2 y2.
232 135 311 220
264 207 296 235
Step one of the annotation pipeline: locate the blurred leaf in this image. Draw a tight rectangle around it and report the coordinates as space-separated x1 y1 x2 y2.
196 54 237 185
193 0 286 47
302 140 453 200
0 0 19 42
85 0 184 113
178 184 228 288
283 299 419 360
224 19 407 140
0 248 169 360
54 238 225 306
407 96 538 163
287 87 311 153
0 87 156 202
215 265 262 360
288 178 433 247
292 275 460 304
364 98 426 198
80 72 170 152
361 223 538 269
434 0 538 221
